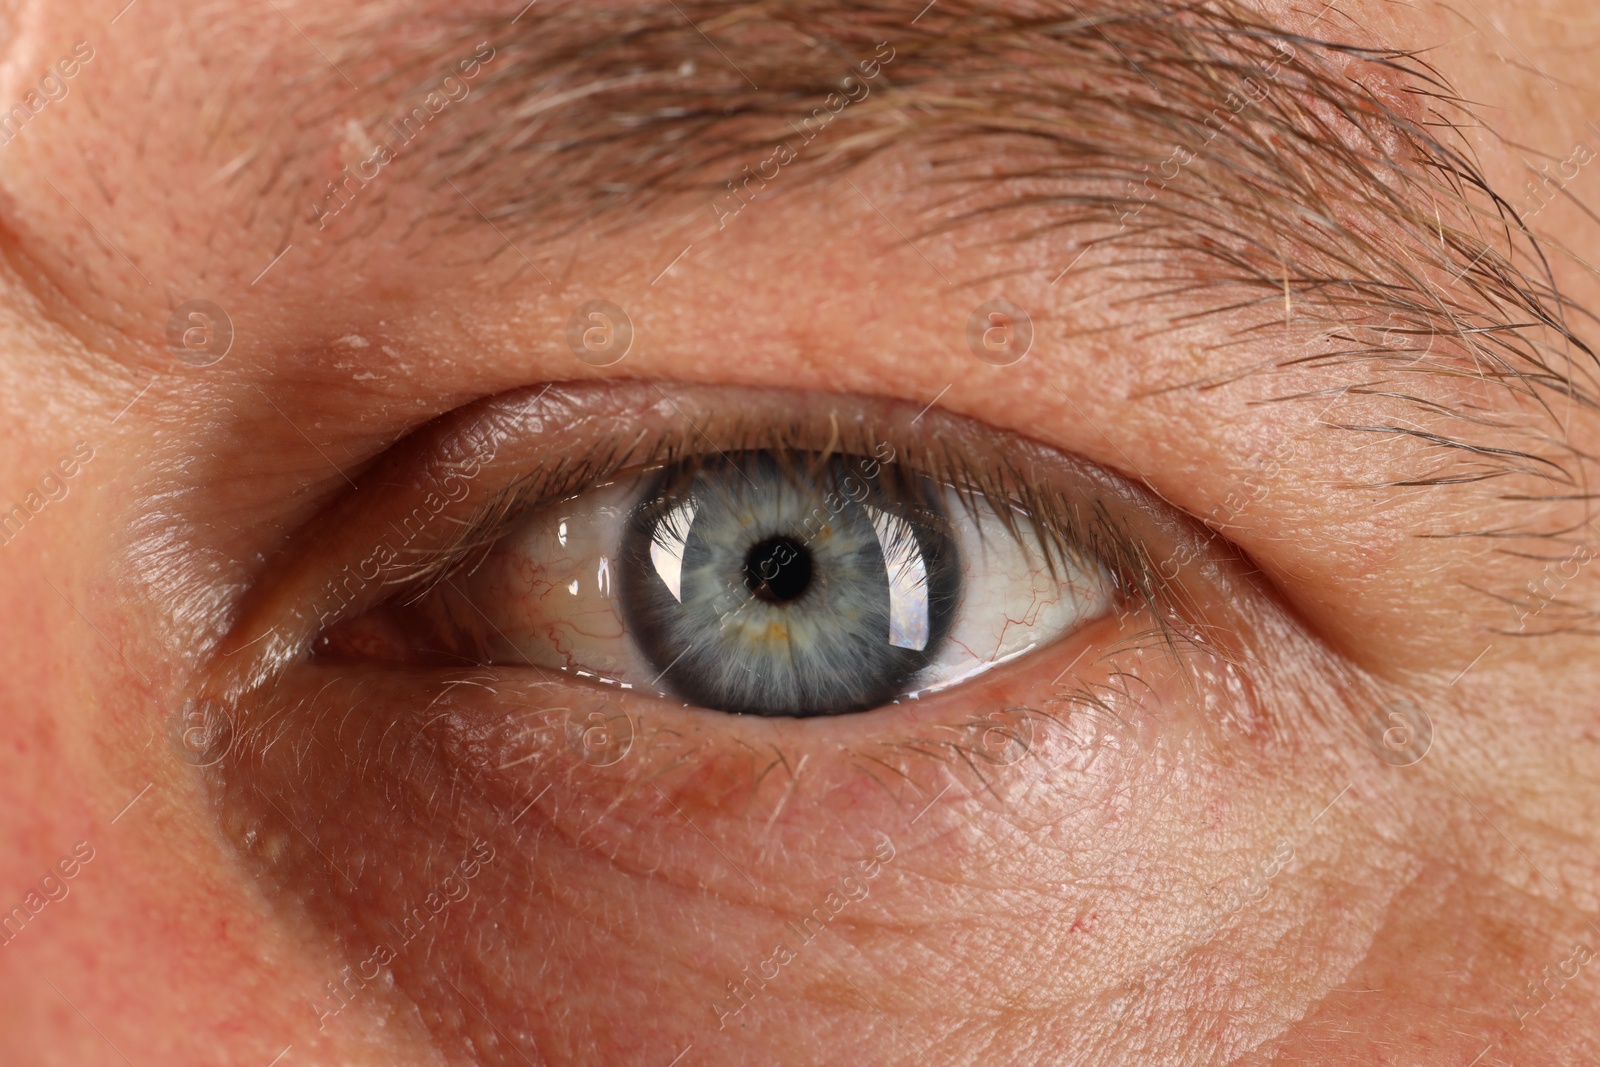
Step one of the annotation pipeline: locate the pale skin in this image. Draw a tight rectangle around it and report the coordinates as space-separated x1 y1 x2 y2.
2 0 1600 1065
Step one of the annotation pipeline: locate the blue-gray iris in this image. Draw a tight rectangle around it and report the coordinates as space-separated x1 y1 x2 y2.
618 452 961 716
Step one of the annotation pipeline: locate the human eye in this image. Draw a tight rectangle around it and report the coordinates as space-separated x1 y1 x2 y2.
318 397 1119 718
201 368 1275 1066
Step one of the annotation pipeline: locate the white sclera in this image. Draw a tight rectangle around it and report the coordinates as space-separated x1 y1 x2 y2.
450 480 638 681
908 487 1111 697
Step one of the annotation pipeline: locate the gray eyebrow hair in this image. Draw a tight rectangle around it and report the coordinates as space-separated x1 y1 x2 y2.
306 1 1593 506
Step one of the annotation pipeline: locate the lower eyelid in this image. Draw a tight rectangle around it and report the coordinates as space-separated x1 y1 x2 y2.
213 640 1154 1015
250 626 1151 841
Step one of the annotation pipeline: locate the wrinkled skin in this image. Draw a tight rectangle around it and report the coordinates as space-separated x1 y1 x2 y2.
1 1 1599 1065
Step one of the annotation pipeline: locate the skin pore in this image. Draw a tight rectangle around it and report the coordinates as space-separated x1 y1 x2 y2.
2 0 1600 1064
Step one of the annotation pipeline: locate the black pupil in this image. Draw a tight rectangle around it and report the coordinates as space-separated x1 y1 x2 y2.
744 537 812 603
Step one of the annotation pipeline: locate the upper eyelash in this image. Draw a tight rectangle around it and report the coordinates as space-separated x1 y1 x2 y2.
380 410 1175 634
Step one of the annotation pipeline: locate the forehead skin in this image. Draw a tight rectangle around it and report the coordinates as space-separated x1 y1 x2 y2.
0 1 1598 1065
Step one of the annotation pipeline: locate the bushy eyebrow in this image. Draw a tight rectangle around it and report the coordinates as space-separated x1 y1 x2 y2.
303 0 1594 501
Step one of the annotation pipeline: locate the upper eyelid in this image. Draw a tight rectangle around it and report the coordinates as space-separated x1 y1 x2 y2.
385 4 1578 439
206 382 1204 700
